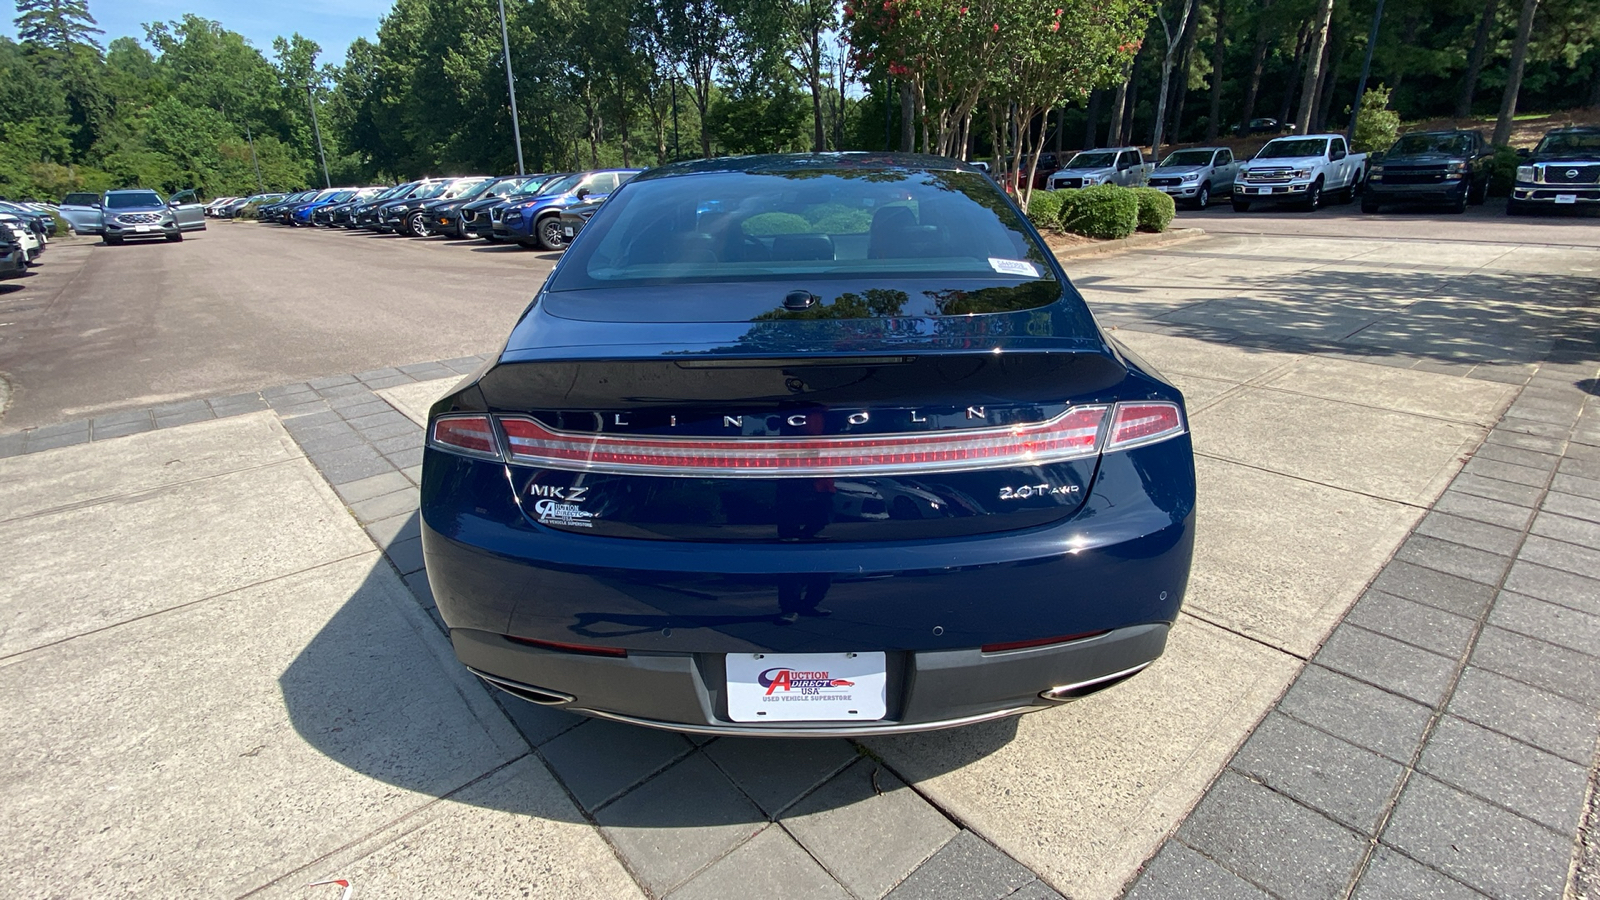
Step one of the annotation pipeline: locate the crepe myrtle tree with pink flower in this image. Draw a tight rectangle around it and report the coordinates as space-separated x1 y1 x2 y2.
845 0 1151 205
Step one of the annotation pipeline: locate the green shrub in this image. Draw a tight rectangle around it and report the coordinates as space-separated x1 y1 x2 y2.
1026 190 1066 231
741 211 812 235
236 201 262 220
1351 84 1401 154
1060 184 1138 240
1132 187 1176 233
809 209 873 233
1484 145 1521 197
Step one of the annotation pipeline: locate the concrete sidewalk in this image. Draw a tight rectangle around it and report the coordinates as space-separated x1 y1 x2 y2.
1 230 1596 900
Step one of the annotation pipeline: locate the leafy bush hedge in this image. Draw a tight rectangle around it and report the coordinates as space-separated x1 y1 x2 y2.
1484 145 1521 197
1026 190 1066 231
1351 84 1401 154
1060 184 1138 240
236 201 262 220
1132 187 1176 233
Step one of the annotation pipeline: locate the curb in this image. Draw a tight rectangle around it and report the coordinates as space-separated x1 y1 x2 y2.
1047 227 1206 260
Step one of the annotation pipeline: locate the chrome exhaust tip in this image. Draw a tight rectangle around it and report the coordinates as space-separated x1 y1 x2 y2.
471 670 576 707
1039 662 1151 703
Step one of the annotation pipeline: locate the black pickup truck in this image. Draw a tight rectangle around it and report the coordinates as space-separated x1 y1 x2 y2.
1362 130 1493 214
1509 126 1600 215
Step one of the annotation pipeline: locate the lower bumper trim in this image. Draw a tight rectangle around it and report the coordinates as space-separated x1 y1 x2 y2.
580 704 1036 738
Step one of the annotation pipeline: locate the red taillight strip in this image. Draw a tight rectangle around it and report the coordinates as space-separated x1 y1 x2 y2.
496 406 1110 478
1105 402 1186 451
430 415 500 459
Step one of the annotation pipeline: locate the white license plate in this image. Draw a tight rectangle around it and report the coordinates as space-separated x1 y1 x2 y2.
134 225 152 233
726 652 886 723
1555 194 1578 204
564 226 574 237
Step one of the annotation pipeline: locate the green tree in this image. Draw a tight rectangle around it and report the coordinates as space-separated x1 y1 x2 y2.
13 0 103 52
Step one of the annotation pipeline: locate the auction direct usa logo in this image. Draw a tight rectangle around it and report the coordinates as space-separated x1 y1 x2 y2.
760 668 855 696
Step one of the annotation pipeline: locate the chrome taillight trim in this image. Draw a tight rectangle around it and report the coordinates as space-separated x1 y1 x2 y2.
497 406 1112 478
426 402 1188 475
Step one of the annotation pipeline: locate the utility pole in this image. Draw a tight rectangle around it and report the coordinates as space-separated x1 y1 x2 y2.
244 121 265 192
1347 0 1385 140
305 83 331 188
497 0 526 175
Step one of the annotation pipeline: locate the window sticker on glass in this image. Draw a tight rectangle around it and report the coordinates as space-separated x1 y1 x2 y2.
989 258 1040 278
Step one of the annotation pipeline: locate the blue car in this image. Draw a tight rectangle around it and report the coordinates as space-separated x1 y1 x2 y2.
421 153 1195 736
493 169 642 250
290 188 361 226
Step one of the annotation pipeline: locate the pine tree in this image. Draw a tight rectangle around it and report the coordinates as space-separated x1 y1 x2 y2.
13 0 104 54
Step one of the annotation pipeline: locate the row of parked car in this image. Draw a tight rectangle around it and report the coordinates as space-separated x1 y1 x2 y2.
1036 124 1599 215
0 199 59 279
213 169 645 251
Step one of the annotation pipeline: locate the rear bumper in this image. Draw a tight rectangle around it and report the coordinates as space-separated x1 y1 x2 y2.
420 435 1196 734
452 622 1169 736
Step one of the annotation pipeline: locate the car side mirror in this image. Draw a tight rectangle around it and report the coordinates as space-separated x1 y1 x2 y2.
575 187 591 200
91 202 101 209
1516 148 1530 158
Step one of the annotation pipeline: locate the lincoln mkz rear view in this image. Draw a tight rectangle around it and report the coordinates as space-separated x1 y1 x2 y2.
421 153 1196 736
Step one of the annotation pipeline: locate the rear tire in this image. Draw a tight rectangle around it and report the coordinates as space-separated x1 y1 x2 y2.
1448 191 1468 214
1231 198 1250 212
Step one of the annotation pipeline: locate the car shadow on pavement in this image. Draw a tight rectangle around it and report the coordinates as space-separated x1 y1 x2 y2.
1097 267 1600 369
277 556 1022 826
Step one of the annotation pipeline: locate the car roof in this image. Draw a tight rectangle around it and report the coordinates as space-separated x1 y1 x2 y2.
636 153 979 184
1545 125 1600 134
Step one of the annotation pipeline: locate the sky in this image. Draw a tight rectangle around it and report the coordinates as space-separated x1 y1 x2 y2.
4 0 392 63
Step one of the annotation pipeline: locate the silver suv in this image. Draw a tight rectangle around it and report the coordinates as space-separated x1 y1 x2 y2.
99 189 206 245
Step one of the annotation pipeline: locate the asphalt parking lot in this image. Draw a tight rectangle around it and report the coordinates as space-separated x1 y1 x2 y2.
0 214 1597 899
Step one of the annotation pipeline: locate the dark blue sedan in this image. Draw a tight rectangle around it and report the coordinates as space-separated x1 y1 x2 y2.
421 153 1195 736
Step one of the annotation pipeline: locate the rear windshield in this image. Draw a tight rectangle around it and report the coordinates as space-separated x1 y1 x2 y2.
550 167 1057 315
105 191 163 209
63 192 99 205
1256 139 1328 159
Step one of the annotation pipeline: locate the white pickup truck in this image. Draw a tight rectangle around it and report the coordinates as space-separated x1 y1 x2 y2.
1233 134 1367 212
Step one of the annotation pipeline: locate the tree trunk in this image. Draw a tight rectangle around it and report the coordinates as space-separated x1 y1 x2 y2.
1492 0 1540 146
1455 0 1500 117
1123 50 1144 145
1083 88 1104 149
1149 0 1193 164
1296 0 1335 135
1106 64 1132 145
1206 0 1227 140
1169 0 1203 147
1238 6 1272 136
899 81 915 151
1312 26 1341 132
1278 25 1309 128
809 28 824 151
